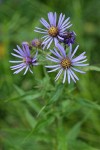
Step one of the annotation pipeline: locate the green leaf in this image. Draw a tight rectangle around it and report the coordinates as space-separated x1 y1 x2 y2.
48 84 64 105
85 65 100 72
68 140 98 150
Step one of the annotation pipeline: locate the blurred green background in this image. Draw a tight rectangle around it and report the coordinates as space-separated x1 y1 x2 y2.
0 0 100 150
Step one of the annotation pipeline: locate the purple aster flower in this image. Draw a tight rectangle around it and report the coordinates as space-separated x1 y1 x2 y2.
31 39 42 49
60 31 76 46
34 12 72 49
45 44 89 84
10 42 38 75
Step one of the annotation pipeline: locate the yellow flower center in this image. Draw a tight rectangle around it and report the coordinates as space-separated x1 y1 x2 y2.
61 58 71 69
48 26 58 37
34 40 41 48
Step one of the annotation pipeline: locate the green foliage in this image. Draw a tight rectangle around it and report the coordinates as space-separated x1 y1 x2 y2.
0 0 100 150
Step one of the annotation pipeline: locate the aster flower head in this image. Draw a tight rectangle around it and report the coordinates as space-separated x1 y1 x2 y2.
60 31 76 46
10 42 38 75
45 44 89 84
31 38 43 49
34 12 72 49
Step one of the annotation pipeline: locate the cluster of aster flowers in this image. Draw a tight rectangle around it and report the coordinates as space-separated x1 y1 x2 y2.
10 12 88 84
